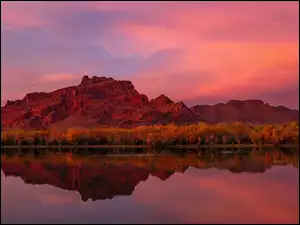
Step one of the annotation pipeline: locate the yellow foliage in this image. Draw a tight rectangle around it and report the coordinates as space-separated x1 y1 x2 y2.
1 121 299 146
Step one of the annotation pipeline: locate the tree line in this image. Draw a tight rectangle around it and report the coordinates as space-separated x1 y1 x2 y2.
1 122 299 147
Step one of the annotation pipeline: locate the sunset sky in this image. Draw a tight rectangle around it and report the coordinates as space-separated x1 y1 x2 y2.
1 1 299 109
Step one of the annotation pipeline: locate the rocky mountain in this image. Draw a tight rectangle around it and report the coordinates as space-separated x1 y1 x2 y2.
1 75 298 129
190 100 299 124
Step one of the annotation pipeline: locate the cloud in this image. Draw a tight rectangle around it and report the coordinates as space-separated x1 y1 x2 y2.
1 1 299 108
31 73 77 84
132 70 216 101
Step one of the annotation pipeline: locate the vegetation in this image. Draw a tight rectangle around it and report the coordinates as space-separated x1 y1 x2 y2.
1 122 299 147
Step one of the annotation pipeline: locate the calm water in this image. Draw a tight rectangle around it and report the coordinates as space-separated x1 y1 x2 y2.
1 148 299 224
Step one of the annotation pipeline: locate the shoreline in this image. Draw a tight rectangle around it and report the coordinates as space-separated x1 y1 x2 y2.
1 144 299 149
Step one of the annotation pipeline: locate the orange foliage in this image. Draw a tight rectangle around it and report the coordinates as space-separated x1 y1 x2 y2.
1 122 299 146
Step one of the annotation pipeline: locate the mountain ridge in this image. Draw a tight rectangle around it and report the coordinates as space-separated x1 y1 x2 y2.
1 75 298 129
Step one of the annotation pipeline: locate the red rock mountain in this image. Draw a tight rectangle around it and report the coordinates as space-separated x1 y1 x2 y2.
1 75 298 129
190 100 299 124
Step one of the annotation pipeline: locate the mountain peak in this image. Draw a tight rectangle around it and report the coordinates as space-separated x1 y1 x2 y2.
151 94 174 105
244 99 265 105
80 75 114 85
1 76 298 129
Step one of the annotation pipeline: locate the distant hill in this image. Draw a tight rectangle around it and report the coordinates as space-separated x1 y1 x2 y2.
1 75 298 129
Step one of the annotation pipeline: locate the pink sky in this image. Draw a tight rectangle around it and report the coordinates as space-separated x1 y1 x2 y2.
1 1 299 108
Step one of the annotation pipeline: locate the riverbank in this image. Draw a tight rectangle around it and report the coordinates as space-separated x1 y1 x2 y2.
1 144 298 149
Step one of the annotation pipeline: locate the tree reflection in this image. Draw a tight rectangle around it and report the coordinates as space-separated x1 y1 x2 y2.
1 148 298 202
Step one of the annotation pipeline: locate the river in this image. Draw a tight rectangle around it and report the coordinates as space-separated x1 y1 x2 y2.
1 148 299 224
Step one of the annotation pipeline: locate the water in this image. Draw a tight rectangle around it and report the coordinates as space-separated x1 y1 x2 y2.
1 148 299 224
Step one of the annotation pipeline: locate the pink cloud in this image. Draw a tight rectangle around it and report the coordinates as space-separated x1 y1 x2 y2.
1 1 49 30
31 73 77 84
1 1 299 108
97 2 298 105
131 42 298 104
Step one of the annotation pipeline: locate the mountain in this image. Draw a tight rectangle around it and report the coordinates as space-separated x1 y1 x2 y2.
1 75 298 129
190 99 299 124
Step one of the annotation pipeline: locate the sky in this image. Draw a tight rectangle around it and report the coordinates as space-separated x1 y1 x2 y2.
1 1 299 109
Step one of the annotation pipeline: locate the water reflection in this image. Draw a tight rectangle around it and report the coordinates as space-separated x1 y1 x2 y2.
1 148 299 224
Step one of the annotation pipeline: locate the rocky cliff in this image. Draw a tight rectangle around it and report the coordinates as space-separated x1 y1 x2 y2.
1 75 298 129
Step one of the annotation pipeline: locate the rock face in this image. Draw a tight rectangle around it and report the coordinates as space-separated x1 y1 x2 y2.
1 75 298 129
190 99 299 124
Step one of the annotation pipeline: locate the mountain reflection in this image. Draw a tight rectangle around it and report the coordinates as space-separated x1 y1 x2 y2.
1 148 298 202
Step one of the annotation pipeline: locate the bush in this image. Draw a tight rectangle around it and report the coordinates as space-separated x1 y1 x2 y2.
1 122 298 146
